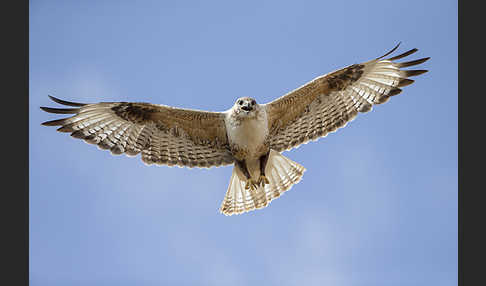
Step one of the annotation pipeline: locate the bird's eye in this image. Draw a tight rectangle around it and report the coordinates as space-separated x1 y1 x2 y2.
238 100 243 105
251 100 256 105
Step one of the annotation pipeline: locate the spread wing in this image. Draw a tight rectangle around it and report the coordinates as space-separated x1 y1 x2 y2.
265 43 430 152
41 96 233 168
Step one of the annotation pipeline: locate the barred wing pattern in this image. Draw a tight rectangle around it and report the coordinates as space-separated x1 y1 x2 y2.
265 44 429 152
41 97 234 168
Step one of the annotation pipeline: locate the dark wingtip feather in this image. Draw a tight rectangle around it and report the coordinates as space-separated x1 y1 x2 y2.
48 95 87 107
397 57 430 68
40 106 80 114
376 42 402 60
387 48 418 61
41 118 68 126
404 70 428 77
397 78 415 87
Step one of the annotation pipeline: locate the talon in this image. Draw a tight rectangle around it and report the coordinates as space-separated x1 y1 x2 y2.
250 179 259 190
258 175 270 186
245 180 251 190
245 179 262 190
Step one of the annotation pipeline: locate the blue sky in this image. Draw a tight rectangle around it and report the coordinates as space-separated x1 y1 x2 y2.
30 0 457 285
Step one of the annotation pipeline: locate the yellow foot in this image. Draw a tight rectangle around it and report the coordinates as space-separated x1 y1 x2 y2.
258 175 270 186
244 179 259 190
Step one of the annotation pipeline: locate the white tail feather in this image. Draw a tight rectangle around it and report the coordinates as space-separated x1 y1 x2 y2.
220 150 306 216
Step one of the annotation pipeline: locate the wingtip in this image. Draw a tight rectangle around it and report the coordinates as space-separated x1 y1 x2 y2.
376 42 402 60
48 95 62 103
41 120 56 126
40 106 79 114
40 106 53 114
397 78 415 87
404 69 429 77
394 41 402 50
396 57 430 68
386 48 419 61
47 95 87 107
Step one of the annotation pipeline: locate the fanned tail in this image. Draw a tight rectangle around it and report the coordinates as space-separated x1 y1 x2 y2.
220 150 306 216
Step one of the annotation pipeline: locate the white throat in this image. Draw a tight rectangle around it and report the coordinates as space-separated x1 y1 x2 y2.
225 106 269 156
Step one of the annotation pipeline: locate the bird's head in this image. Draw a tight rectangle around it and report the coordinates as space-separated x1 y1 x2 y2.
232 97 260 118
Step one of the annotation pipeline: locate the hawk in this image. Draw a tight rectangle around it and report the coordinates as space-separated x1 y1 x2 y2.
41 43 429 216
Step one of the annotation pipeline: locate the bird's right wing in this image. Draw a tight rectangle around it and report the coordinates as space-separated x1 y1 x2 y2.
41 96 234 168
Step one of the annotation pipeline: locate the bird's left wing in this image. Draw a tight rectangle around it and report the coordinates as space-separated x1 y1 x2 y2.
265 43 429 152
41 97 233 168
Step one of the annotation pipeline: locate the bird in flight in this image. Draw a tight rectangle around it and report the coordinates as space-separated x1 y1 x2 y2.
41 43 429 216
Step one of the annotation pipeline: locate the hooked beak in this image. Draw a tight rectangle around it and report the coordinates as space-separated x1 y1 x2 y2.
241 104 252 112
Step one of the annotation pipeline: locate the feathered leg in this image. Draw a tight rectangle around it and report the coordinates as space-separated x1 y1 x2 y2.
258 151 270 186
235 159 259 190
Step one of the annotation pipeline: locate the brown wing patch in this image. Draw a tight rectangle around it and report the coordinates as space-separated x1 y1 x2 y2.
112 102 157 124
265 76 328 135
326 64 365 90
